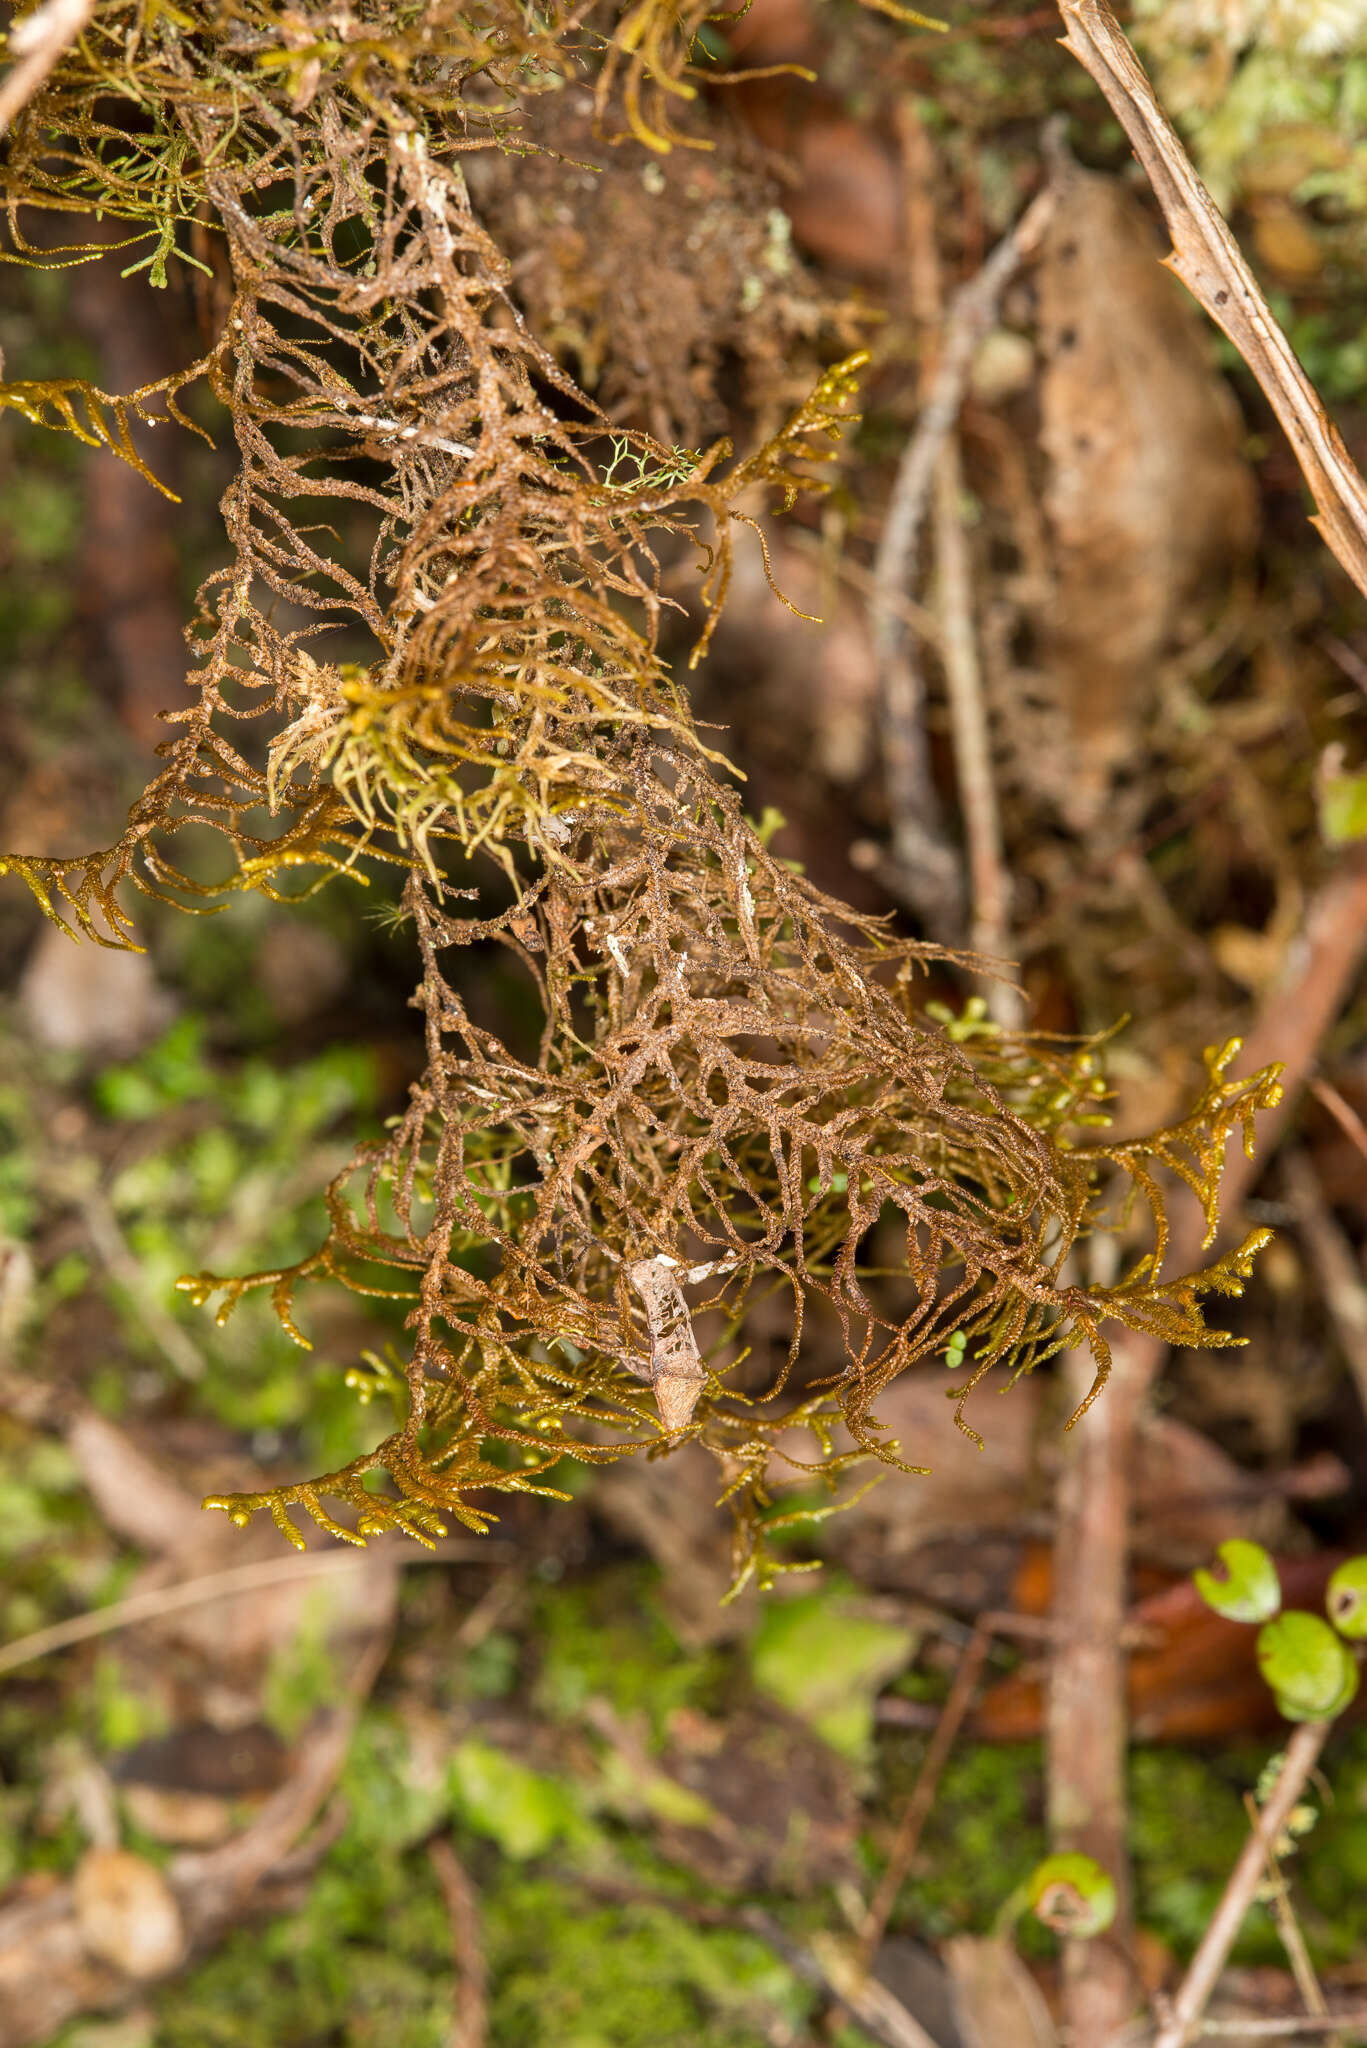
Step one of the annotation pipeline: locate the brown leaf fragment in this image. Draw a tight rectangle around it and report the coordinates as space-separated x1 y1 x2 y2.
944 1934 1059 2048
72 1850 186 1981
627 1257 708 1437
1033 152 1257 828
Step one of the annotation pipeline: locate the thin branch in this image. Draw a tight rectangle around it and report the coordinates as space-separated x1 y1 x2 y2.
430 1836 488 2048
874 184 1057 627
170 1622 395 1941
1320 634 1367 699
933 436 1021 1024
859 1618 993 1967
1309 1077 1367 1171
786 528 942 648
1055 0 1367 598
71 1175 207 1383
1208 843 1367 1228
872 178 1055 937
1040 843 1367 2047
1047 1245 1142 2045
0 0 95 138
1283 1150 1367 1428
0 1539 508 1677
1152 1720 1333 2048
1199 2018 1367 2040
1242 1789 1335 2046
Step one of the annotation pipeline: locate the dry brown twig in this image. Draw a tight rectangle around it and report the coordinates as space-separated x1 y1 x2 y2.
1152 1720 1334 2048
0 1540 508 1679
933 437 1020 1021
1242 1789 1335 2044
858 1616 994 1970
1044 846 1367 2046
1283 1150 1367 1428
1310 1077 1367 1170
1198 2018 1367 2040
1055 0 1367 597
0 0 95 138
1036 8 1367 1979
429 1837 488 2048
1047 1243 1142 2043
872 174 1055 937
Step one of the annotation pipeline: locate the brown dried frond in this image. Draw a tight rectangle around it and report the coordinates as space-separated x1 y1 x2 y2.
1 0 1277 1582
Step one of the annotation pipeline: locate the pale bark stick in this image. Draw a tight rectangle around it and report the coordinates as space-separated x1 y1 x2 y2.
1199 2017 1367 2039
1047 1241 1144 2045
1242 1788 1334 2042
0 1539 505 1677
0 0 95 138
1309 1077 1367 1169
430 1837 488 2048
859 1618 994 1968
1045 840 1367 2046
933 437 1022 1024
1284 1150 1367 1428
873 176 1055 937
1153 1720 1333 2048
1055 0 1367 598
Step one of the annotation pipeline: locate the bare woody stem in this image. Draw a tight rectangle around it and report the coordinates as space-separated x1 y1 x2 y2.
1038 5 1367 2024
0 0 96 138
872 182 1055 937
1152 1718 1332 2048
1046 838 1367 2045
1055 0 1367 598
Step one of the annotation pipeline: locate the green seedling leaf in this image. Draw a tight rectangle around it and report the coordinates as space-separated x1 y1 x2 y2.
1326 1555 1367 1641
1026 1852 1117 1937
1257 1611 1360 1721
1193 1539 1282 1623
749 1587 914 1762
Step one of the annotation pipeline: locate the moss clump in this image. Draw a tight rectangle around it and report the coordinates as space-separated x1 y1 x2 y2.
139 1705 823 2048
1128 1748 1272 1962
530 1564 723 1736
880 1739 1046 1940
484 1877 812 2048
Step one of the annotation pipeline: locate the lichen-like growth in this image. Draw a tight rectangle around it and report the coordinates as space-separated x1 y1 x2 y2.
0 0 1281 1592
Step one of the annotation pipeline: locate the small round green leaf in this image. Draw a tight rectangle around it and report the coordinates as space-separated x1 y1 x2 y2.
1257 1611 1359 1721
1193 1540 1281 1624
1326 1556 1367 1641
1026 1853 1117 1938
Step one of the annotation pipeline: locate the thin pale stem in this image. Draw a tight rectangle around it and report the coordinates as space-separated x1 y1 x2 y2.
1152 1720 1332 2048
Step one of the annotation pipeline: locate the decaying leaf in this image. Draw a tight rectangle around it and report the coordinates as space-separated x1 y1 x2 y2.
627 1258 709 1436
1034 152 1258 828
943 1933 1060 2048
71 1850 185 1982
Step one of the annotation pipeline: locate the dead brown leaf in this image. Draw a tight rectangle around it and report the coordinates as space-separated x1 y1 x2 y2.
943 1934 1060 2048
1034 156 1257 829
